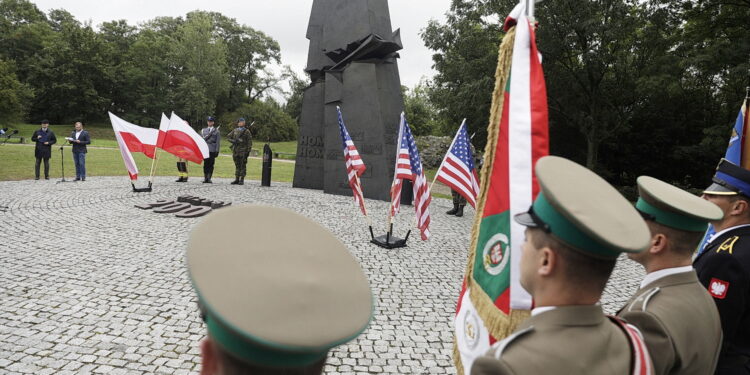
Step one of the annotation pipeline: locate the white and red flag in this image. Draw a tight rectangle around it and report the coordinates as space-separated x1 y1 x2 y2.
108 112 159 180
157 112 209 164
436 120 480 208
336 106 368 215
391 113 431 240
454 14 549 373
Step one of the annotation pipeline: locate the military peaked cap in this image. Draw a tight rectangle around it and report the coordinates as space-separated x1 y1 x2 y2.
187 205 373 367
514 156 651 259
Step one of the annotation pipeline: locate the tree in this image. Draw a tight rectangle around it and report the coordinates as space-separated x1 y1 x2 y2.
421 0 513 149
222 99 297 142
403 80 449 136
0 58 33 123
169 12 229 126
26 10 110 123
282 68 308 124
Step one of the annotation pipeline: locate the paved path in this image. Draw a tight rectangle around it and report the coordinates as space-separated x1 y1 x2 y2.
0 177 644 374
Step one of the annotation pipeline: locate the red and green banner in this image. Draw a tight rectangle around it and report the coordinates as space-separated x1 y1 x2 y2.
454 14 549 374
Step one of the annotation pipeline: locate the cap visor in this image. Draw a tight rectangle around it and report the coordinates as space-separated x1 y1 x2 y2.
513 211 538 227
703 182 738 195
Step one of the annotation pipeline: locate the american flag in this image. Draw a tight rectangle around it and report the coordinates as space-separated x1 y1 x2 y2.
337 106 367 216
436 120 479 207
390 113 431 240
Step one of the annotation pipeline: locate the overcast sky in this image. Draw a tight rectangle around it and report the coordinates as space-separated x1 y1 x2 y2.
30 0 453 91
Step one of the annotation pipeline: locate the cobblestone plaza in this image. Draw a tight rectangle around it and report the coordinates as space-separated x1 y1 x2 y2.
0 177 645 374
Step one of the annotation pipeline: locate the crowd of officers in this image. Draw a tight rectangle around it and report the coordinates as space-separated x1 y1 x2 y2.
185 155 749 375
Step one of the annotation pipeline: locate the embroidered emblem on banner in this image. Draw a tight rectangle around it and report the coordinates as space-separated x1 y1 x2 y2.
709 278 729 299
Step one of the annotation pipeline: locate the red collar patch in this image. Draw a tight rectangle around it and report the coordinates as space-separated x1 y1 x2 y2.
709 278 729 299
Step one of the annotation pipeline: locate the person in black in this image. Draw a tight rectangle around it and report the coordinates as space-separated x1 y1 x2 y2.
31 119 57 180
68 121 91 181
697 158 750 374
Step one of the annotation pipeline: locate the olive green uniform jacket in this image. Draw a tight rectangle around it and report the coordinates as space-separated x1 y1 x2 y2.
471 305 644 374
618 270 722 375
227 127 252 154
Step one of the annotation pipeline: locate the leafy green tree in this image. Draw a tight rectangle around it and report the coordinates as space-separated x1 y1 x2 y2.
421 0 512 148
403 80 450 136
222 99 297 142
27 10 110 123
0 58 33 123
0 0 52 84
169 12 229 126
283 68 308 124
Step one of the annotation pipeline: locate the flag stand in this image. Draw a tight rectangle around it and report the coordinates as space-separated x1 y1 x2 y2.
131 181 152 193
370 223 410 249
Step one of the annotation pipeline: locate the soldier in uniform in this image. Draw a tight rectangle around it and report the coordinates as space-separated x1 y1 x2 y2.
186 205 372 374
471 156 654 375
201 116 220 183
447 190 467 217
226 117 252 185
619 176 723 375
696 158 750 374
175 157 188 182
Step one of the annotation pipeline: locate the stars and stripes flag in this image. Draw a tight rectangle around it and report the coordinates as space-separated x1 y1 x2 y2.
436 120 480 208
454 14 549 374
337 106 368 216
390 113 431 240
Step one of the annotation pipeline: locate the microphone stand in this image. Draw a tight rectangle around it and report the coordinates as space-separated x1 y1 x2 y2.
0 130 18 146
57 144 71 184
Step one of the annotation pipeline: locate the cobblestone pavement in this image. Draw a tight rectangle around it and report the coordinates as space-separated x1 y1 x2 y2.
0 177 644 374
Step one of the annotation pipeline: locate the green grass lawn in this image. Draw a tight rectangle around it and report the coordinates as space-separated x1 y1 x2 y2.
0 145 294 182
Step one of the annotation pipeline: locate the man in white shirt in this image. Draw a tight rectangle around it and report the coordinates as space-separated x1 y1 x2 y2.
619 176 723 375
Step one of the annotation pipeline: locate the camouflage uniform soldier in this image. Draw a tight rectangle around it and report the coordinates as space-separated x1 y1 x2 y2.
227 117 252 185
447 190 467 217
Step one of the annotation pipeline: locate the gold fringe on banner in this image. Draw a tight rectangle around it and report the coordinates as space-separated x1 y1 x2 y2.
453 25 531 375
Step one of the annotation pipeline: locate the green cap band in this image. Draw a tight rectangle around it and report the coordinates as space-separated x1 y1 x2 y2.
205 312 328 368
635 198 708 232
533 192 620 259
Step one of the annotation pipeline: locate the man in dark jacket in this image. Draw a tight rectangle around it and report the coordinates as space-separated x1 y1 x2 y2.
31 119 57 180
201 116 220 183
68 122 91 181
696 158 750 374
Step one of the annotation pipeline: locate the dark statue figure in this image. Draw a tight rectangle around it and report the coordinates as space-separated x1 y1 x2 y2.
293 0 405 201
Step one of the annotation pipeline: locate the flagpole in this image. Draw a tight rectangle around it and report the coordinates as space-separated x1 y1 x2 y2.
148 148 161 183
526 0 534 19
354 174 374 228
428 119 465 193
387 113 406 233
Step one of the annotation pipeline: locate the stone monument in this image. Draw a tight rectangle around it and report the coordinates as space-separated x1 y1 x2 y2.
293 0 405 201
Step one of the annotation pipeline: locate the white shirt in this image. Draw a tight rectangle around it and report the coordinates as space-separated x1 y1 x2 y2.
639 265 694 289
75 130 82 140
530 306 556 317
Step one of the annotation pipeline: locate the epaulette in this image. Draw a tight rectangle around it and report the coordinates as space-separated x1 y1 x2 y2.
489 326 534 359
627 287 661 312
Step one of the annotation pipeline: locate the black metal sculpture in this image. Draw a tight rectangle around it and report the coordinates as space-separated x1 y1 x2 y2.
293 0 405 201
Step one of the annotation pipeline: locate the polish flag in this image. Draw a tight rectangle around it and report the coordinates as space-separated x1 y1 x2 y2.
157 112 209 164
108 112 158 158
108 112 160 180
